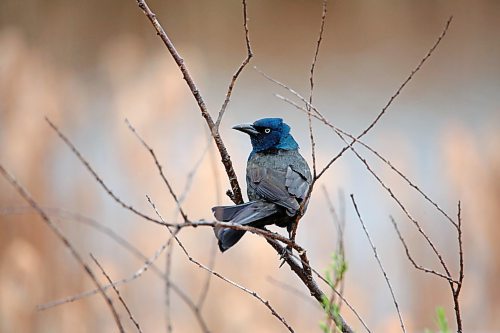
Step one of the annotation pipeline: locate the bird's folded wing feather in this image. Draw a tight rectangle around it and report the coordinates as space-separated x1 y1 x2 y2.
248 166 300 214
285 165 310 200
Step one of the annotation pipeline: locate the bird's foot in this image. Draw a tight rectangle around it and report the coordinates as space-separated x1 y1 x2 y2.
278 245 292 268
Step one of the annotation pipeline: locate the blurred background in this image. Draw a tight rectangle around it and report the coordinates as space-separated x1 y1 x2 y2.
1 0 499 332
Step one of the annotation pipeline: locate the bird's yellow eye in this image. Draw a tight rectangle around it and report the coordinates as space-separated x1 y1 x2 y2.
264 128 271 134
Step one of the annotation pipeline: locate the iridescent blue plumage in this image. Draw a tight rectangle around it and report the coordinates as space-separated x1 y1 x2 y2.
248 118 299 154
212 118 312 252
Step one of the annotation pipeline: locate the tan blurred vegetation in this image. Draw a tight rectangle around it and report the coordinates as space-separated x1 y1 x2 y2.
1 0 499 332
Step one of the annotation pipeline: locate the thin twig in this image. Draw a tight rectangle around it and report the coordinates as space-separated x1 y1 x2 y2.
135 0 244 204
350 195 406 333
215 0 253 127
322 186 347 318
197 240 217 309
318 16 453 179
45 117 165 226
0 165 125 333
307 0 328 179
146 196 295 333
207 129 223 205
125 118 188 223
124 117 186 332
134 2 360 331
453 201 464 332
267 240 366 333
91 254 143 333
279 94 454 277
278 93 458 229
38 237 173 311
9 207 211 333
259 16 453 183
196 132 221 310
322 186 345 258
172 131 213 221
390 217 457 283
266 277 317 306
289 0 328 243
164 241 174 333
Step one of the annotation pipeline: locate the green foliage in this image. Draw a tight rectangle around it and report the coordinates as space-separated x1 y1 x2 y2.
324 252 348 288
436 307 450 333
320 252 348 332
319 321 329 333
319 298 341 333
425 306 451 333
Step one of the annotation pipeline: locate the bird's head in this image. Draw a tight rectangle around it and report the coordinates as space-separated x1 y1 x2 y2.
232 118 299 153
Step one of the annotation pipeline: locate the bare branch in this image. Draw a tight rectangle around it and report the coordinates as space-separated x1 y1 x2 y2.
91 254 143 333
278 95 454 277
390 216 457 283
318 16 453 178
38 237 173 311
125 118 188 222
45 117 165 226
453 201 464 332
164 241 174 333
22 207 211 333
0 165 125 333
266 277 317 306
215 0 253 127
197 240 217 309
322 186 347 314
260 16 453 183
146 196 295 333
322 186 345 258
350 195 406 333
206 129 223 205
135 0 244 204
265 240 362 333
307 0 328 178
279 93 458 229
288 0 329 243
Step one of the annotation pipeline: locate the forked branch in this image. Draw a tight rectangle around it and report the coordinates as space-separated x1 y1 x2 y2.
136 0 248 204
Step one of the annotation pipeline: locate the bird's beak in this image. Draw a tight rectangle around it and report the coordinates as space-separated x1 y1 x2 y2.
232 124 259 136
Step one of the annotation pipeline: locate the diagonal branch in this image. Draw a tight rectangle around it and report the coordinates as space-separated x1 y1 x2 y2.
266 240 364 333
5 206 212 333
45 117 165 226
351 195 406 333
91 254 143 333
147 196 295 333
38 237 173 311
0 164 125 333
276 94 458 230
136 0 243 204
453 201 464 332
316 16 453 180
306 0 328 179
277 94 455 278
259 16 453 183
289 0 329 242
125 118 188 222
390 216 457 283
216 0 253 127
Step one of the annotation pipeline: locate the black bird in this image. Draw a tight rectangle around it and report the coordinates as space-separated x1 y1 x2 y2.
212 118 312 252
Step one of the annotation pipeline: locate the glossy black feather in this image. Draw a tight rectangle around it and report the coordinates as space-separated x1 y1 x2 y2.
212 118 312 252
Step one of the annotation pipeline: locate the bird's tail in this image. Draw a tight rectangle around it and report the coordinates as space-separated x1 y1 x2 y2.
212 201 278 252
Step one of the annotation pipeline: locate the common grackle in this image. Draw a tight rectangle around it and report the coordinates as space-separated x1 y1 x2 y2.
212 118 312 252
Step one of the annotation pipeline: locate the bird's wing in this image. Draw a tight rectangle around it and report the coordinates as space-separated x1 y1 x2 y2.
247 166 300 214
285 165 310 201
